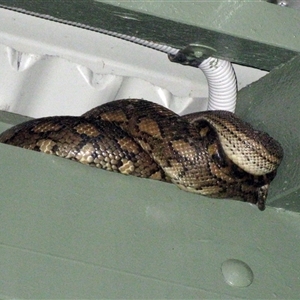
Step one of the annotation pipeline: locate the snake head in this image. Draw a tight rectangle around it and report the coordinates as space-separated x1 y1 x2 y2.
256 184 269 211
240 172 277 211
250 170 279 211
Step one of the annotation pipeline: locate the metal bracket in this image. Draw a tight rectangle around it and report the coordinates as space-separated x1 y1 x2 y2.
168 44 217 67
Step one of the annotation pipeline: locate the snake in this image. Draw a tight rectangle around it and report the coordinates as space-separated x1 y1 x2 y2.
0 99 283 210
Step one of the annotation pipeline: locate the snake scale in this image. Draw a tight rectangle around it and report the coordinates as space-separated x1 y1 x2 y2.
0 99 283 210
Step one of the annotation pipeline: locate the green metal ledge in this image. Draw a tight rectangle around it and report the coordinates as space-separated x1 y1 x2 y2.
1 135 300 298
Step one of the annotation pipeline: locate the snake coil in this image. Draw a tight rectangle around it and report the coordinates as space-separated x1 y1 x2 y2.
0 99 283 210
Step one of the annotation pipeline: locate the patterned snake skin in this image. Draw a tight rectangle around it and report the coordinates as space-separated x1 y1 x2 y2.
0 99 283 210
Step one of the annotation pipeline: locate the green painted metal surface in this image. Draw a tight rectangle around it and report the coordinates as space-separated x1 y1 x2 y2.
1 0 300 298
236 54 300 212
1 135 300 298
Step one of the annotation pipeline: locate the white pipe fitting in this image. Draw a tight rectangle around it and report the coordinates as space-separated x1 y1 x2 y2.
199 57 237 112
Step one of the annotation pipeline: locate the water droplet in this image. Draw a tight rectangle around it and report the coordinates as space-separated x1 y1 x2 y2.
221 259 254 287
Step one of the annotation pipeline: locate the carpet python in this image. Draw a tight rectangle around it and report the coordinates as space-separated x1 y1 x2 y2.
0 99 283 210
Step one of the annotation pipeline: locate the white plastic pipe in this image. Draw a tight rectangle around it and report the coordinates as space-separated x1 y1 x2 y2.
199 57 237 112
